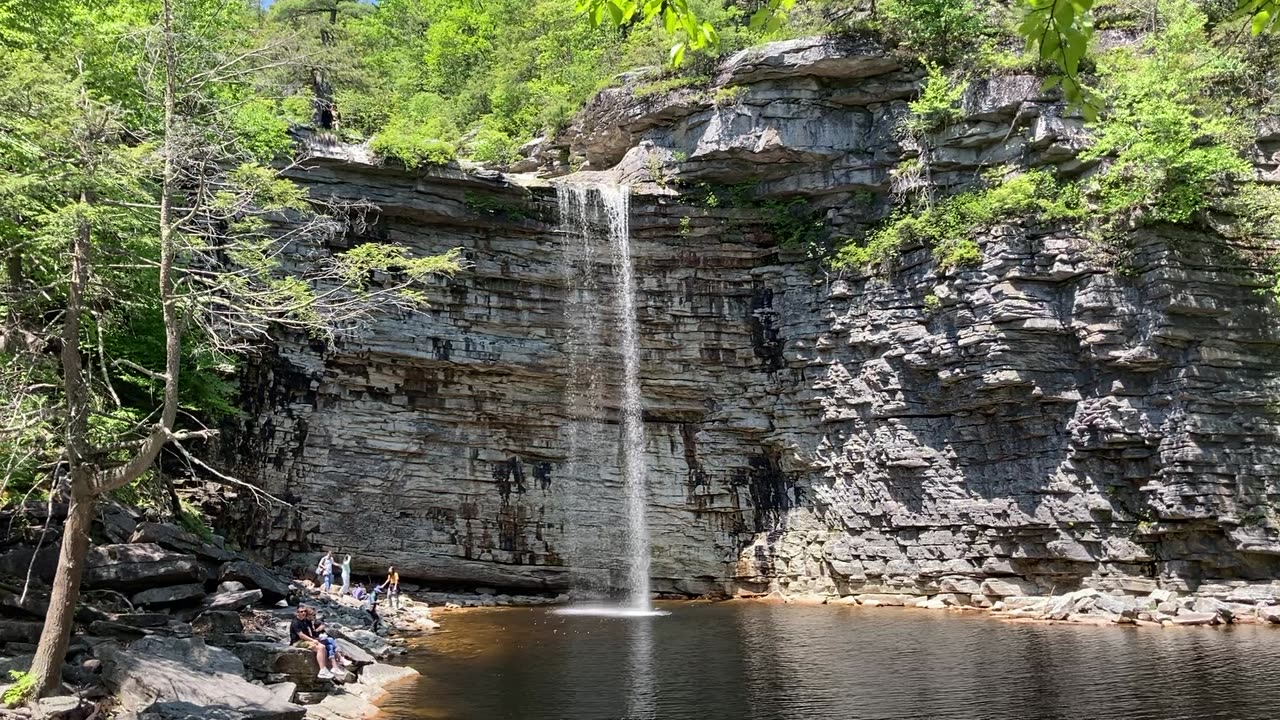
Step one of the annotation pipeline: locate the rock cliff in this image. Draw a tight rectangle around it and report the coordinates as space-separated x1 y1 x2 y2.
223 36 1280 599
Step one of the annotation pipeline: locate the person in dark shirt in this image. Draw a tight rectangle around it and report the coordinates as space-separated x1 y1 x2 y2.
290 606 336 679
365 587 382 633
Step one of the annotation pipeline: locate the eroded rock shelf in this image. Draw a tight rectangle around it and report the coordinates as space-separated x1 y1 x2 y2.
222 36 1280 602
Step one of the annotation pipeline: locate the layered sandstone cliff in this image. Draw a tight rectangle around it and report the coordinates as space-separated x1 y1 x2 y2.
221 36 1280 599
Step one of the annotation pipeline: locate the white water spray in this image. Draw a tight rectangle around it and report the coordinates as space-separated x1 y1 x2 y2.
555 183 656 615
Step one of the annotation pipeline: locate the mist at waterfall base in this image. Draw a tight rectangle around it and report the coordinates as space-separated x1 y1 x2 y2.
377 603 1280 720
553 182 664 618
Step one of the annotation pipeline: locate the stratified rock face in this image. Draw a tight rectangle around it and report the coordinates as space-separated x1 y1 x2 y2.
225 37 1280 597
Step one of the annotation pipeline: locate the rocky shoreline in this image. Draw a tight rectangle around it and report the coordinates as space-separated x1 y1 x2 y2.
741 579 1280 628
0 502 435 720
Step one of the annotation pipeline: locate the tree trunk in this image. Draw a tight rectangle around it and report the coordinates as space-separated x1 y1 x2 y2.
29 477 95 696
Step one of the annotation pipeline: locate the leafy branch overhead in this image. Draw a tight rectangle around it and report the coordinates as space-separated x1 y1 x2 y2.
577 0 795 65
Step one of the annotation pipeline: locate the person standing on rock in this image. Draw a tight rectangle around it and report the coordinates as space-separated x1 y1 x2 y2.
340 554 352 595
290 606 339 680
365 586 383 632
320 550 335 593
378 565 400 610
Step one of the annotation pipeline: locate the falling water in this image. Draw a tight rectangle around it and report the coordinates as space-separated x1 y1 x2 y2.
556 183 655 614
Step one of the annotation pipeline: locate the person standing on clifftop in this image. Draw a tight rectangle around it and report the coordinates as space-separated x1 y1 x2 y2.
340 554 352 595
378 565 400 610
320 550 335 594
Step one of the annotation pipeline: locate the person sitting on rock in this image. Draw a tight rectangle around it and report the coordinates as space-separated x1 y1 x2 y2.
352 583 367 601
312 611 351 670
290 606 339 680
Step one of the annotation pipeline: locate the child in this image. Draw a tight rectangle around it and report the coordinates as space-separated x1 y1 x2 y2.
365 586 383 633
352 582 367 601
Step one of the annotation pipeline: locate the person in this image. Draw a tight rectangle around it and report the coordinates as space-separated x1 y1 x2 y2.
377 565 400 611
312 610 351 670
340 554 352 595
320 551 335 594
352 583 367 601
290 606 338 680
365 586 382 633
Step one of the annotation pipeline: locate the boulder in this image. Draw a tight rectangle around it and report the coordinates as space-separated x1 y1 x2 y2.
1092 594 1140 620
203 589 263 613
219 581 248 593
1256 606 1280 623
219 561 291 601
84 544 203 592
130 522 239 563
1148 588 1178 604
266 682 298 704
938 577 982 595
332 629 391 660
356 662 419 691
979 578 1039 597
192 611 244 637
98 637 304 720
1192 597 1234 622
232 643 318 677
334 638 374 666
132 584 206 607
31 695 91 720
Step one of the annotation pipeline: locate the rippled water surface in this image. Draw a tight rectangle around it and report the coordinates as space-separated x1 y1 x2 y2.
376 602 1280 720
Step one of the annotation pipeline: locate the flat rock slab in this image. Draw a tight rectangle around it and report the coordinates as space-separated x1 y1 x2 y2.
107 613 171 629
219 561 291 601
1171 612 1219 626
130 522 239 563
32 695 92 720
132 583 206 607
99 637 303 720
85 544 203 592
203 589 263 612
0 620 44 644
303 692 380 720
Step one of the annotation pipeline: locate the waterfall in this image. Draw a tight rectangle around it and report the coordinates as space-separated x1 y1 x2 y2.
556 182 653 613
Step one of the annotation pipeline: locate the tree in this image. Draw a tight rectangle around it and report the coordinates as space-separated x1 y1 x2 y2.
1 0 461 697
268 0 372 128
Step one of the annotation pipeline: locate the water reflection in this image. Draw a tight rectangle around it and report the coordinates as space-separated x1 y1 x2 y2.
624 615 655 720
377 603 1280 720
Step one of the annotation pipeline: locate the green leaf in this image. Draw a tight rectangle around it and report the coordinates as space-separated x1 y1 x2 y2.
1053 1 1075 30
669 42 686 66
662 6 676 33
606 1 624 25
1252 8 1272 33
749 7 771 29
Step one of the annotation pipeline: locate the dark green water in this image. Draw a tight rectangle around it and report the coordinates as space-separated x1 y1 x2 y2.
376 601 1280 720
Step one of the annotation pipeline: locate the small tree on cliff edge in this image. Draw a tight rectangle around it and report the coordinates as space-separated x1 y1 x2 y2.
0 0 461 697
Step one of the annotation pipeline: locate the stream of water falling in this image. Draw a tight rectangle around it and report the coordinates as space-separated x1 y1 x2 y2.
556 183 653 613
